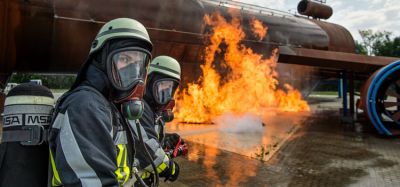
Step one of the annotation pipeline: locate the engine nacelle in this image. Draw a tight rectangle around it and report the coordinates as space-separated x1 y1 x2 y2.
360 60 400 136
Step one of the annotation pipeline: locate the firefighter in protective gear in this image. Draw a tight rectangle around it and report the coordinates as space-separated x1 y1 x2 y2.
133 56 184 185
48 18 152 186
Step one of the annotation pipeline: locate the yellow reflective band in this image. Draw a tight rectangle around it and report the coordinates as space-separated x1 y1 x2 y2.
115 145 124 184
115 144 130 186
141 155 170 179
141 171 151 179
156 162 168 173
171 163 176 175
141 162 168 179
141 164 166 179
50 151 62 186
122 147 130 184
158 155 170 173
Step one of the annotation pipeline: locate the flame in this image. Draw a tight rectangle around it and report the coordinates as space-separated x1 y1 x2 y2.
176 12 309 123
250 18 268 40
276 84 310 112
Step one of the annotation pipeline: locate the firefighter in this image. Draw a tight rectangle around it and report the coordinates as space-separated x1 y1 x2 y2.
134 56 185 186
48 18 153 186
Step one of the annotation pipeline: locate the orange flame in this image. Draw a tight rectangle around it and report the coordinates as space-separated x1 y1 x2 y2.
250 18 268 40
176 12 309 123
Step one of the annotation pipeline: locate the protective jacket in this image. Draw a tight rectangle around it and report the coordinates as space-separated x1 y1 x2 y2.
134 100 170 179
48 66 135 187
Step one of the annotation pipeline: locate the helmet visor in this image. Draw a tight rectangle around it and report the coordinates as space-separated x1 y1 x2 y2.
153 79 179 105
111 50 149 88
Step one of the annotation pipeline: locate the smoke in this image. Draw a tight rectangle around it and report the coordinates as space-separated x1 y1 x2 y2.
276 63 317 97
214 113 264 133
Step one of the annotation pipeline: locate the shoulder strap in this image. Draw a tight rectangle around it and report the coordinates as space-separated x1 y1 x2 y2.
1 125 46 145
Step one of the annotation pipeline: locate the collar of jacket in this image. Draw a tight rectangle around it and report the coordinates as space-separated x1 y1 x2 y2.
81 64 111 99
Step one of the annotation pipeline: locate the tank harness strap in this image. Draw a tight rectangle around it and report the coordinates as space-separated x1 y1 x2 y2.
1 125 47 146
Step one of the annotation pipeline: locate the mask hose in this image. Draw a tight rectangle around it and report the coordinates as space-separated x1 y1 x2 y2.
121 117 150 187
133 168 149 187
135 119 159 187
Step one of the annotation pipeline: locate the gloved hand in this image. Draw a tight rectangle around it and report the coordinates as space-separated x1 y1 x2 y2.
163 133 188 158
163 133 181 149
159 160 180 182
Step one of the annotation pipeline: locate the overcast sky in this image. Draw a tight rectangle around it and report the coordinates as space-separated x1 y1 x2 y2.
235 0 400 41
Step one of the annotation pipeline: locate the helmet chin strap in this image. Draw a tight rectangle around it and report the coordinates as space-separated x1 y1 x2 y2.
117 84 146 120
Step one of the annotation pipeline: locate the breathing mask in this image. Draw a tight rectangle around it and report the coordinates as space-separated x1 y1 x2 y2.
107 47 152 120
152 78 179 122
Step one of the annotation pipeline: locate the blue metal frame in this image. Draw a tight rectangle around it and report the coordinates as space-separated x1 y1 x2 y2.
367 60 400 136
338 78 343 98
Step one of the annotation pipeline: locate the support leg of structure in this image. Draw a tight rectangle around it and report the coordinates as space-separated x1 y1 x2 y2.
338 72 343 98
398 86 400 112
349 71 355 115
342 71 348 117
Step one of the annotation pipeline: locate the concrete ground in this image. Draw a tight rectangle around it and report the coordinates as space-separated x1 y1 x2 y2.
161 96 400 187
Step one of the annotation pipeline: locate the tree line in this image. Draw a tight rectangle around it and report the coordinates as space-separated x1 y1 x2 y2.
356 29 400 57
8 73 76 89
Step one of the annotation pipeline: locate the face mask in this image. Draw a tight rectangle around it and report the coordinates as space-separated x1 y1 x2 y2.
111 50 147 89
153 79 178 105
152 78 179 122
119 83 145 120
107 47 151 120
118 63 141 87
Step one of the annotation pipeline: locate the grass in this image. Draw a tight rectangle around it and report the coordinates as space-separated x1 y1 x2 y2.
311 91 339 96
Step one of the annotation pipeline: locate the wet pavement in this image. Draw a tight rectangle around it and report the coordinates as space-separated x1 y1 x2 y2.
1 94 399 186
166 111 308 162
162 96 400 187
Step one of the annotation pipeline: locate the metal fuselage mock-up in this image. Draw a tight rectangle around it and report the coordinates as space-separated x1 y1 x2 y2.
0 0 399 135
0 0 356 84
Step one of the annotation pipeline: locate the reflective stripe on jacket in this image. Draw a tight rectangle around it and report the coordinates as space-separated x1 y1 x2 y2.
48 86 132 187
134 101 170 178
